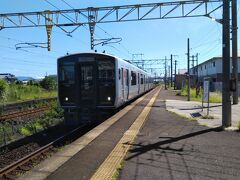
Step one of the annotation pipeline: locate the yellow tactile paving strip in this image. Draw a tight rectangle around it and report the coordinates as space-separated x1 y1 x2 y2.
91 87 161 180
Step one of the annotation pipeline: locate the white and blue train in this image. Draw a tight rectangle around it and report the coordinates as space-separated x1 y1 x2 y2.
57 52 155 124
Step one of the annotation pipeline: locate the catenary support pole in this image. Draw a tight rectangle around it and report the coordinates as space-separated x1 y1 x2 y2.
232 0 238 105
187 38 190 101
168 65 171 87
196 53 199 83
165 56 167 90
222 0 231 127
171 54 173 87
174 60 177 90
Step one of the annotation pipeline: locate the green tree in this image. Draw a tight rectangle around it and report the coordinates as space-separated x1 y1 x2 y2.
0 79 8 102
40 76 56 91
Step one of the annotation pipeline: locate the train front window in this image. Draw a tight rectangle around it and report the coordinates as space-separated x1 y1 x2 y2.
98 59 115 105
98 60 115 85
59 62 75 84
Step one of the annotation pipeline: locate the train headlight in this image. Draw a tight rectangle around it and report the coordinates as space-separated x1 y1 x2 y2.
107 97 111 101
65 97 69 101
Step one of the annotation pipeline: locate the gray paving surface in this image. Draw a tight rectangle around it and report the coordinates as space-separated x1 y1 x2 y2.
119 90 240 180
46 89 158 180
166 99 240 129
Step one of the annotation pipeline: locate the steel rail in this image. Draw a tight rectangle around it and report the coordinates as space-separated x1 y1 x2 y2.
0 124 84 178
0 106 49 122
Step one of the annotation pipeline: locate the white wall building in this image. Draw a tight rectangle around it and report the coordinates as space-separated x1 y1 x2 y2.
190 57 240 93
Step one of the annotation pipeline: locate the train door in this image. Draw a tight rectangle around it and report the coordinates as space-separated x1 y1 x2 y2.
126 69 129 100
121 68 124 101
79 63 96 107
138 73 140 94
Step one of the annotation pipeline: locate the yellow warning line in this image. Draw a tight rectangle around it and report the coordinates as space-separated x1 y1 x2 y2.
91 87 161 180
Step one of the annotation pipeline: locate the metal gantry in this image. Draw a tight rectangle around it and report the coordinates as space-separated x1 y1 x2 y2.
0 0 223 29
0 0 223 50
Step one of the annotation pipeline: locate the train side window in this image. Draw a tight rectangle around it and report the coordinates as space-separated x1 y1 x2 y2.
138 73 140 84
141 74 144 84
131 71 136 85
121 68 124 85
119 69 121 80
126 69 129 86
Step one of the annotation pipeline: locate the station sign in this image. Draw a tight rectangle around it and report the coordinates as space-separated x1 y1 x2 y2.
203 80 209 102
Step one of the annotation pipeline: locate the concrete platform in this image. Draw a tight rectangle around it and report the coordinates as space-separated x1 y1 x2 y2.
119 90 240 180
166 99 240 129
18 88 240 180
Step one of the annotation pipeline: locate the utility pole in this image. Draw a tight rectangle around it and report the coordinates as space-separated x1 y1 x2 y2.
168 65 171 87
222 0 231 127
191 55 195 67
165 56 167 90
170 54 173 87
174 60 177 90
196 53 199 83
232 0 238 105
187 38 190 101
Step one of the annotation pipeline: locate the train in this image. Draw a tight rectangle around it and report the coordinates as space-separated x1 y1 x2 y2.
57 52 155 125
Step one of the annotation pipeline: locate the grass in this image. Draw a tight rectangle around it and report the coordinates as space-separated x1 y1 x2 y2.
18 120 45 136
202 115 214 119
238 121 240 131
112 160 125 180
180 85 222 103
0 101 64 146
0 84 56 103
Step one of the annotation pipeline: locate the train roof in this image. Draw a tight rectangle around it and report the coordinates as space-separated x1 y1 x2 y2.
58 52 117 60
58 52 150 75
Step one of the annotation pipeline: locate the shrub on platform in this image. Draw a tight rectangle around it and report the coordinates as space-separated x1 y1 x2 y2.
180 85 222 103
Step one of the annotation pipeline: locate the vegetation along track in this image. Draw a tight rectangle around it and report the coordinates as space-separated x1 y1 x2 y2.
0 124 88 179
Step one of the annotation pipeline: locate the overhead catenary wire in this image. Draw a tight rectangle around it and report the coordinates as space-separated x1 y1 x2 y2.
59 0 133 59
0 56 56 66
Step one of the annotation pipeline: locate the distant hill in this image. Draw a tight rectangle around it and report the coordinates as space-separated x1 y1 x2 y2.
16 76 35 81
16 75 57 82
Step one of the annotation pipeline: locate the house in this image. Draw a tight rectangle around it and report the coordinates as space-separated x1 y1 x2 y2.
190 56 240 92
0 73 16 83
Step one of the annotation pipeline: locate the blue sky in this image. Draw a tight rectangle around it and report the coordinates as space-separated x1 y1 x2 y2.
0 0 239 78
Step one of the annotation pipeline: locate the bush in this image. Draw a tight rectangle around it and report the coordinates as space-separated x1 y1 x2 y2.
40 76 57 91
180 84 222 103
0 79 8 102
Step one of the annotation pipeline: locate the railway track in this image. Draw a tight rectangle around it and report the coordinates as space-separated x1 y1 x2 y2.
0 106 49 122
0 97 57 114
0 125 84 179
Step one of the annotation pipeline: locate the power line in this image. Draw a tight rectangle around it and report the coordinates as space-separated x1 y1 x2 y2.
43 0 76 24
192 38 221 50
0 56 56 66
200 43 221 59
59 0 133 58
